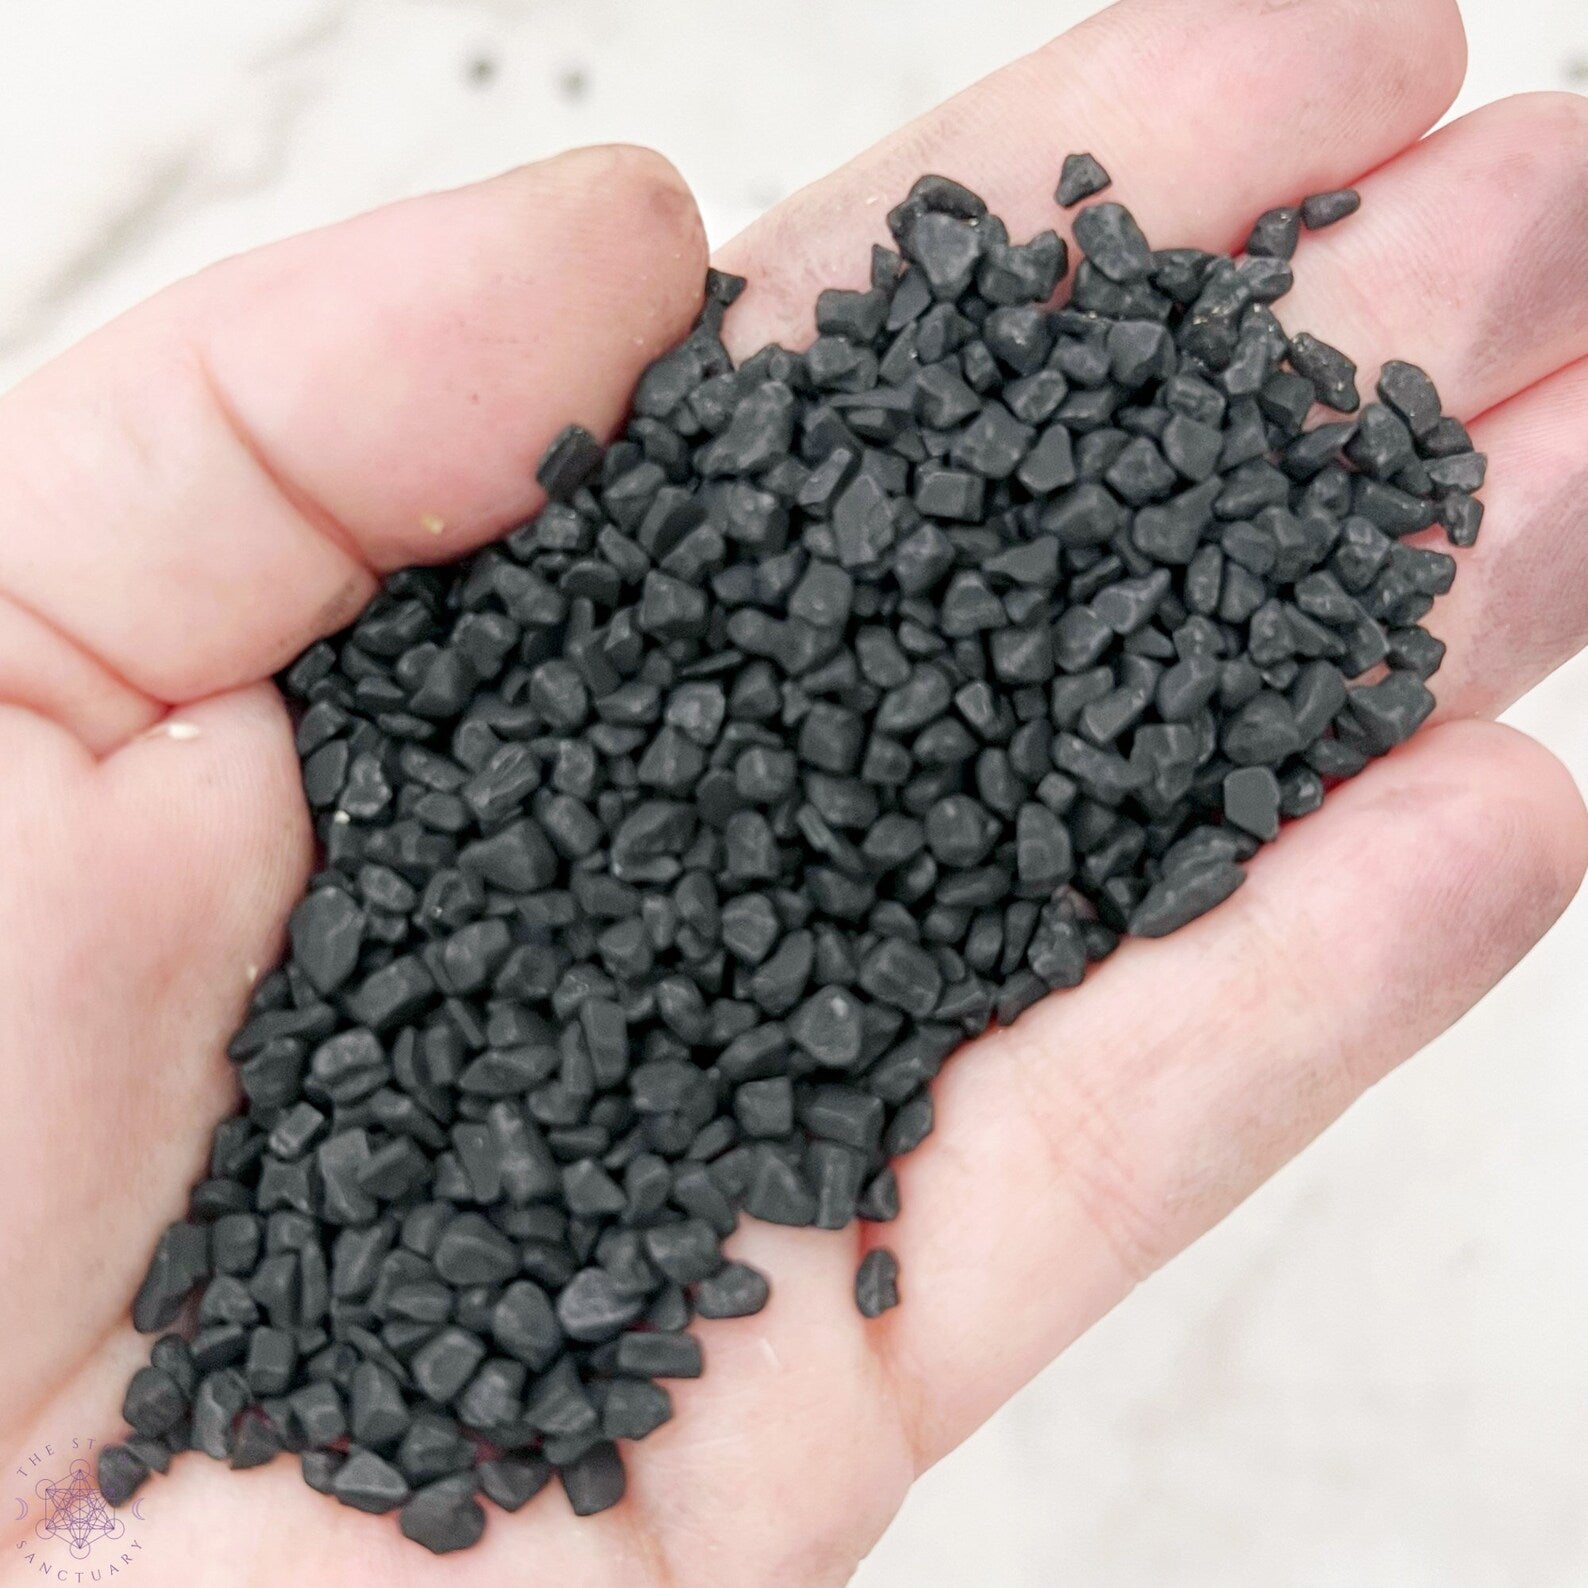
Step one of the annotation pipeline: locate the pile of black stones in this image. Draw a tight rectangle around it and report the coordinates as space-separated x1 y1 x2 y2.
95 157 1485 1552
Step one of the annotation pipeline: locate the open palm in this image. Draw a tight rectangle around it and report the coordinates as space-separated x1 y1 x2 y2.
5 0 1588 1582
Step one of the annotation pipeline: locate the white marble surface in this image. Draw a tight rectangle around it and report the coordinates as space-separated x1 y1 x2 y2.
3 3 1588 1583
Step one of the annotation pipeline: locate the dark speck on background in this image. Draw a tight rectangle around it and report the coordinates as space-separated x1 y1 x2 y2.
558 65 589 102
466 53 497 87
1565 54 1588 86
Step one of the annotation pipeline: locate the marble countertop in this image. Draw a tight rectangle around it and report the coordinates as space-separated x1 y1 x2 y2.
3 2 1587 1582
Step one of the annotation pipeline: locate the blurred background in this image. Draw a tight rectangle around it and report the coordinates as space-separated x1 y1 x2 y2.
3 2 1586 1583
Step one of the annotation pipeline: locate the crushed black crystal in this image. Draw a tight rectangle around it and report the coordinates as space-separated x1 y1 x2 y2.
98 161 1482 1547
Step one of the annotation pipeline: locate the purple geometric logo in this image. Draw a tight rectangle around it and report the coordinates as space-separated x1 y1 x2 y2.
34 1460 125 1560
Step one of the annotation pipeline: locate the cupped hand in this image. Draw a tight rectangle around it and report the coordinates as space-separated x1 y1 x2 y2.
3 1 1587 1583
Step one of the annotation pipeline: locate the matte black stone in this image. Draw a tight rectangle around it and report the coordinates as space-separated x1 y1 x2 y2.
1347 669 1435 754
1376 360 1442 440
557 1268 648 1342
245 1327 297 1398
350 1361 410 1450
787 984 865 1068
333 1449 411 1514
1129 862 1245 938
401 1474 487 1554
914 465 986 522
1072 203 1154 284
1300 188 1361 230
694 1262 770 1319
1055 152 1112 207
614 1330 704 1379
191 1369 249 1460
745 1150 819 1226
1288 333 1359 413
1246 207 1300 261
537 424 604 499
477 1455 552 1512
288 887 365 995
855 1248 901 1318
397 1412 476 1484
801 1084 885 1153
485 1284 561 1382
602 1378 673 1441
290 1379 347 1447
1223 766 1282 842
900 210 982 300
951 403 1034 481
132 1220 210 1334
412 1327 488 1404
96 1444 150 1509
1441 490 1484 547
458 1358 527 1432
858 938 944 1017
1223 691 1302 766
559 1440 627 1517
643 1218 723 1284
734 1075 795 1137
230 1412 284 1470
301 1449 342 1494
434 1212 519 1286
123 1364 188 1438
122 1436 174 1477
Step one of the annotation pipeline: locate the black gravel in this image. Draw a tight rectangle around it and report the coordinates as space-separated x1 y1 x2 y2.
98 161 1479 1546
855 1248 901 1318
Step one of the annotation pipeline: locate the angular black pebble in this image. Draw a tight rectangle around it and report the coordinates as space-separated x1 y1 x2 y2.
1055 152 1112 207
694 1263 771 1319
559 1442 627 1517
131 1221 209 1334
96 1445 149 1509
400 1475 487 1553
855 1249 901 1319
477 1456 552 1513
123 1366 188 1438
333 1450 411 1514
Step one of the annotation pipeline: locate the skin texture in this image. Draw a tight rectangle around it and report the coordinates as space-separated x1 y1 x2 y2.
1 1 1587 1581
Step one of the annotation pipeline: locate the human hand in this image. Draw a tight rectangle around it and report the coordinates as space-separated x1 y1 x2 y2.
3 0 1587 1582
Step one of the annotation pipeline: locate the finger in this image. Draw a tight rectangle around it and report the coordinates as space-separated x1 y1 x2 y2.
716 0 1467 351
1276 92 1588 425
1418 353 1588 719
878 720 1586 1464
0 144 706 720
0 685 308 1437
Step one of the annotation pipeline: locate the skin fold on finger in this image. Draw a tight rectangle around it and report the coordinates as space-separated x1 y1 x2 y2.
715 0 1467 353
0 591 160 752
0 144 707 720
1276 91 1588 430
0 686 308 1446
872 719 1587 1466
